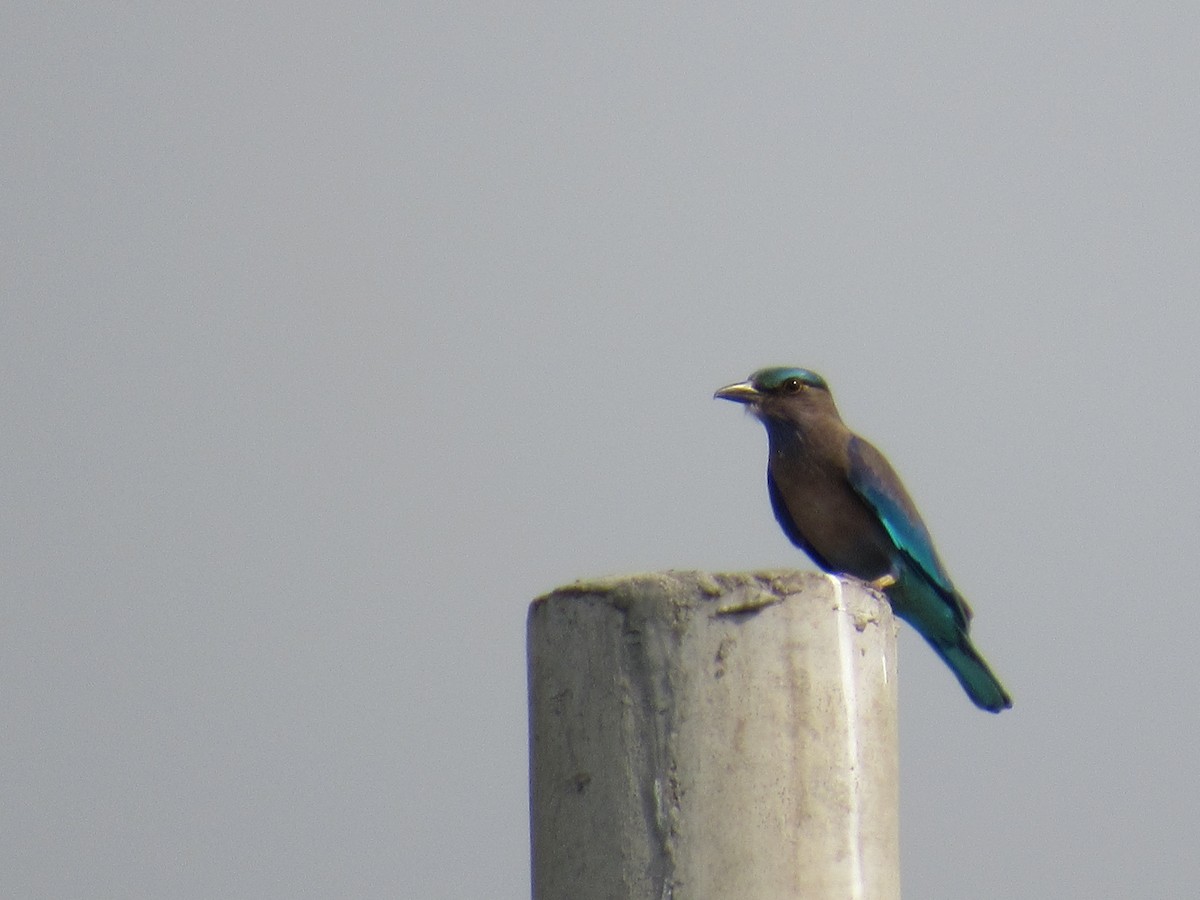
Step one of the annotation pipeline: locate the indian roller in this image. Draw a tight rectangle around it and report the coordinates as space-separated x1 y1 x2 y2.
716 366 1012 713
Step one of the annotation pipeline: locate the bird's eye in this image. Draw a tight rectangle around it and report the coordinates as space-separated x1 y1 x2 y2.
780 377 804 393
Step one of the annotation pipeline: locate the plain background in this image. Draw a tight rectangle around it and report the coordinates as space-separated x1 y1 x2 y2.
5 5 1199 898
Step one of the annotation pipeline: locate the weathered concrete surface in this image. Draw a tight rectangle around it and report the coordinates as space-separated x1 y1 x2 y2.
528 570 900 900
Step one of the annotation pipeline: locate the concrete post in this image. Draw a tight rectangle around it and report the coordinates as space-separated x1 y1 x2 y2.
528 570 899 900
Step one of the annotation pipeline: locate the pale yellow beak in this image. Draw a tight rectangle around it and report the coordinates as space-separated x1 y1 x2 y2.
714 381 761 404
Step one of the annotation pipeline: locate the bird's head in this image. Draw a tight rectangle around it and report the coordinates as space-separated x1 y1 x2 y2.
714 367 839 425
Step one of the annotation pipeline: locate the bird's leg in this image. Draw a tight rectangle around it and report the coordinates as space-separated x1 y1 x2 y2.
869 573 896 591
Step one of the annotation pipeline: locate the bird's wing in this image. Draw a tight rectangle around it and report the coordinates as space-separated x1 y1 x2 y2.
846 435 962 605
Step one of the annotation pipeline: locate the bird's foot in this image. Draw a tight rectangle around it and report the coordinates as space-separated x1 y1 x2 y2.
869 574 896 591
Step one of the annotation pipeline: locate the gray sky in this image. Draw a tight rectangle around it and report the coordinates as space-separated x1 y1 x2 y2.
4 4 1199 898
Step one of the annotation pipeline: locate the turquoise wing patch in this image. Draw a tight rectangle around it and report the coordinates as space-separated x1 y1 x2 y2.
847 436 957 599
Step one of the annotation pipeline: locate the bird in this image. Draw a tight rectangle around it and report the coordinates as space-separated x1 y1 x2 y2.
715 366 1012 713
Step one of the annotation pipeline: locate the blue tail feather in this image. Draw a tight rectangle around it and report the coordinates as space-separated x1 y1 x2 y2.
932 638 1012 713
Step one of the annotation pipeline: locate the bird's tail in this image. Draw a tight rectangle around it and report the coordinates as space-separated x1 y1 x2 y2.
884 572 1012 712
933 638 1012 713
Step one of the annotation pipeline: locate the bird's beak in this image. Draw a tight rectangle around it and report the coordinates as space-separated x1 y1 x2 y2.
714 381 761 404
